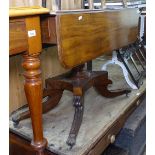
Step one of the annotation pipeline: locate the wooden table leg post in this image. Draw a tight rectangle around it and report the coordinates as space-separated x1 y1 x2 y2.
22 53 47 154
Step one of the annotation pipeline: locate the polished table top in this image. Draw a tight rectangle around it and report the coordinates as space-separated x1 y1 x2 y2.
9 6 49 17
51 8 139 69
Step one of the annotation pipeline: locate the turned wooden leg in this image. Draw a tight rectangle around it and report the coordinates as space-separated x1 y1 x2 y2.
94 75 131 98
22 54 47 154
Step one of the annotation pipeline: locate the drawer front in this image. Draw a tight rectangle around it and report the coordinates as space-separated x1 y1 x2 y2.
41 16 57 44
9 19 28 55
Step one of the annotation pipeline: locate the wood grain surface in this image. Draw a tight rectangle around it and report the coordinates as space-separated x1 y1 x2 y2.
56 8 139 69
10 132 54 155
41 15 57 44
9 6 49 17
25 16 42 54
9 16 42 55
9 19 28 55
9 15 46 55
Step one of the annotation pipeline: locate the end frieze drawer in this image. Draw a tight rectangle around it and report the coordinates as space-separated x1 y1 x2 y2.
41 15 57 44
9 19 28 55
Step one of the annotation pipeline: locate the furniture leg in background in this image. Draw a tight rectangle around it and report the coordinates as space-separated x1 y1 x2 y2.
101 51 138 90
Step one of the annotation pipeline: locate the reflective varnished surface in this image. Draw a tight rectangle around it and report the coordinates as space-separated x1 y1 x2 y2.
56 8 139 68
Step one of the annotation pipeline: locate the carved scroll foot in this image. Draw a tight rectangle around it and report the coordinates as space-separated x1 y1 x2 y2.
94 78 131 98
12 72 73 125
66 95 84 149
12 110 29 126
12 89 63 125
